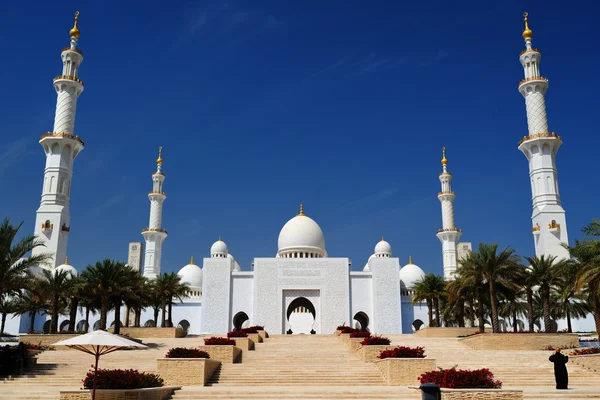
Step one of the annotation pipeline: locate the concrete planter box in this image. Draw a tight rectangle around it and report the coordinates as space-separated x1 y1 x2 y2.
358 345 395 362
346 338 365 351
108 327 185 338
20 334 80 348
59 386 180 400
334 329 342 336
198 345 242 363
440 389 523 399
246 333 262 343
414 327 480 338
459 333 579 350
227 337 255 351
375 358 436 385
257 329 267 340
156 358 220 386
338 333 352 343
570 353 600 373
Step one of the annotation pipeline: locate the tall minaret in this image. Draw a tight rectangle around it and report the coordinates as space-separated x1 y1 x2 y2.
31 12 85 268
142 147 168 279
436 147 462 280
517 12 569 259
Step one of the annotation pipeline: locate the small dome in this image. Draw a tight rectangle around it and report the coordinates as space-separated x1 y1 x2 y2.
227 254 241 271
400 257 425 289
278 205 326 256
55 257 78 278
211 238 228 256
178 257 202 288
374 237 392 255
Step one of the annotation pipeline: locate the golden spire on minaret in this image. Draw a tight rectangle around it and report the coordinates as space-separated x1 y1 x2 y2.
522 12 533 39
69 11 81 38
441 146 448 166
156 146 163 165
298 203 305 216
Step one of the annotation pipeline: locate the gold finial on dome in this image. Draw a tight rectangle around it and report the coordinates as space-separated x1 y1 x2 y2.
65 256 69 265
522 12 533 39
69 11 81 38
298 203 305 216
381 236 385 242
409 255 413 264
218 236 222 242
441 146 448 166
156 146 163 165
190 256 195 264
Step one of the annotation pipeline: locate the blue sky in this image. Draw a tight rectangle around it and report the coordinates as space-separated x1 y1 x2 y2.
1 0 598 274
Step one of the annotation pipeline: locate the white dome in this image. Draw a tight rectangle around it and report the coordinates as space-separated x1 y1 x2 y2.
278 206 326 255
211 239 228 256
55 260 78 278
400 259 425 289
178 260 202 288
374 238 392 255
227 253 241 271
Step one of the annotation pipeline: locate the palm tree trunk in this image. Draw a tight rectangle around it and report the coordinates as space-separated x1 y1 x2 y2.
124 305 130 327
114 301 121 335
68 299 78 331
542 286 552 333
50 296 59 333
591 295 600 336
526 288 534 332
477 291 485 333
85 307 90 331
135 307 141 327
167 296 173 327
161 296 167 328
100 297 109 330
566 305 572 333
29 312 36 333
427 300 433 327
0 313 6 334
489 282 500 333
512 309 518 332
153 307 159 327
458 300 465 327
433 298 440 327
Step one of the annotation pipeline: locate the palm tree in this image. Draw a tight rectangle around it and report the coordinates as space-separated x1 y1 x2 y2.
459 243 521 333
39 269 75 333
0 295 17 334
525 255 568 333
514 266 537 331
0 218 52 299
498 289 526 332
155 273 190 327
412 274 445 327
446 277 469 327
554 260 591 333
456 255 487 332
14 279 47 333
412 279 434 328
67 276 86 331
166 279 190 327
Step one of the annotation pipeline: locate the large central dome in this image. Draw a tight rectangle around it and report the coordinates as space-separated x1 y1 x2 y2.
277 204 326 258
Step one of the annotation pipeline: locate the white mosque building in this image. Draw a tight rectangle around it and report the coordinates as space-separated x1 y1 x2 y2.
5 12 597 335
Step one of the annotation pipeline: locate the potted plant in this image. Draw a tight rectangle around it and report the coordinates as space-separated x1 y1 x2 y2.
375 346 436 385
156 347 219 386
198 337 241 364
346 331 370 351
357 335 394 362
227 330 254 350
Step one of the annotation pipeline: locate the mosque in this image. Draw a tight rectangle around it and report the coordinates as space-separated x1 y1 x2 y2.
6 12 596 335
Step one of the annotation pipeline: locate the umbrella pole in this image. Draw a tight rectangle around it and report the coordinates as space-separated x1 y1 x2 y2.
92 347 100 400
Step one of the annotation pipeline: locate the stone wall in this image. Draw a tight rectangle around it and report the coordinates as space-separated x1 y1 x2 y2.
346 338 364 351
246 333 262 344
108 327 184 338
156 358 220 386
59 387 180 400
257 330 268 340
570 354 600 373
375 358 436 385
20 334 80 347
414 327 480 338
357 345 395 362
197 345 242 363
229 337 254 351
440 389 523 399
338 333 352 343
459 334 579 351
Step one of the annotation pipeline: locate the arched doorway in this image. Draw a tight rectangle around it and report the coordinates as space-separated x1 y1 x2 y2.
177 319 190 336
353 312 370 331
286 297 316 334
232 312 250 331
412 319 424 332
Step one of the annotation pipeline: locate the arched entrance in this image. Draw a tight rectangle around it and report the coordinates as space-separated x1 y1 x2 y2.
412 319 424 332
353 312 370 331
232 312 250 331
286 297 316 334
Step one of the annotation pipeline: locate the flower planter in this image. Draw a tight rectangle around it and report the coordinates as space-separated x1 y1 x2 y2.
570 353 600 373
334 329 342 336
357 345 395 362
197 345 242 363
227 337 255 351
59 386 180 400
346 338 365 351
256 329 268 340
246 333 262 343
459 333 579 351
440 388 523 399
25 349 44 358
156 358 220 386
20 333 81 348
108 327 185 338
374 358 436 385
338 333 352 343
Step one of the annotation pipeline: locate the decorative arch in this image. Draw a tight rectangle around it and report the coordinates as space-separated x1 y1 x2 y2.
353 312 370 331
43 320 51 333
59 320 70 331
93 320 101 331
177 319 190 334
144 319 155 328
76 320 88 332
232 312 249 331
286 297 316 335
412 319 424 332
286 297 316 319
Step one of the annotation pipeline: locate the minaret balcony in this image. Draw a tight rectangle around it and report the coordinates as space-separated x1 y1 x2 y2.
520 48 541 56
518 132 562 146
518 76 548 87
54 75 84 86
532 225 541 235
41 222 53 234
148 191 166 196
142 227 168 235
548 220 561 234
62 47 84 56
61 223 70 232
40 132 85 146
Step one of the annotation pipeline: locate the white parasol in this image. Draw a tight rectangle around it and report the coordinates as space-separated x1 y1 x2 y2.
53 330 147 400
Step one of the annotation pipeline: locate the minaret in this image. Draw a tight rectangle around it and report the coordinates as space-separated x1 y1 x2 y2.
31 12 85 268
141 147 168 279
517 12 569 259
436 147 462 280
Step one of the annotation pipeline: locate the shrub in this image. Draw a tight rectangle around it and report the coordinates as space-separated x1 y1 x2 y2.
241 327 259 334
336 325 352 331
246 325 264 331
165 347 210 358
378 346 425 359
340 327 358 334
204 337 236 346
419 367 502 389
571 348 600 356
83 368 164 389
227 330 248 338
360 335 391 346
349 331 371 338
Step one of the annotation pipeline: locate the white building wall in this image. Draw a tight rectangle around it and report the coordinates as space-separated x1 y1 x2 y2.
230 272 254 326
369 257 402 334
201 258 232 334
349 272 373 329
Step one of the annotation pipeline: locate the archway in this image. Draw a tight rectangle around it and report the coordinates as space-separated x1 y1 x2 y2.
412 319 424 332
144 319 155 327
177 319 190 336
93 320 100 331
232 312 250 331
547 319 558 333
59 320 70 332
353 312 370 331
76 320 88 332
286 297 316 334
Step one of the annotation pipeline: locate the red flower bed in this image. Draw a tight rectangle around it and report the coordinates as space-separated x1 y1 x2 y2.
336 325 352 330
340 327 358 334
246 325 264 331
378 346 425 359
419 367 502 389
204 337 236 346
241 327 259 334
83 368 164 389
227 330 248 338
571 348 600 356
360 335 391 346
349 331 371 338
165 347 210 358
